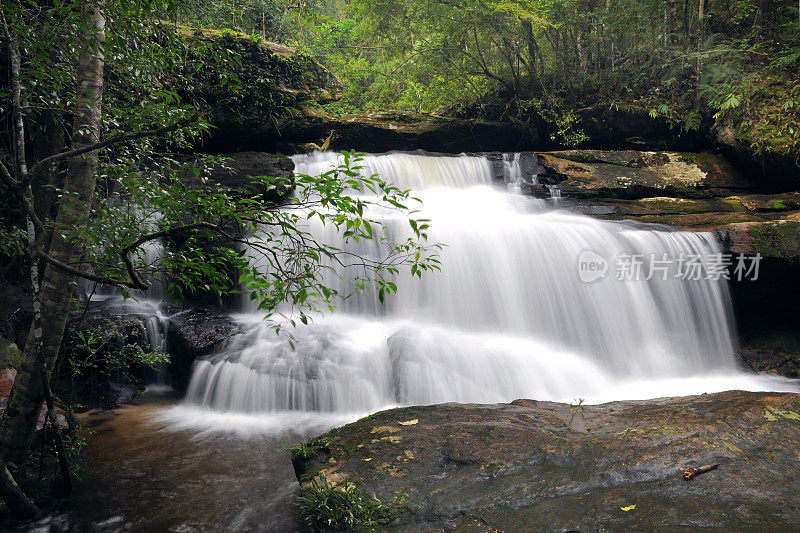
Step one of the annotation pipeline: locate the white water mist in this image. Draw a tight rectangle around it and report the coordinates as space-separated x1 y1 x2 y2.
183 151 797 415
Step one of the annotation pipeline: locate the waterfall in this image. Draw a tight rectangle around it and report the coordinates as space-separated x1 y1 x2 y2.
502 152 523 188
77 211 171 386
182 151 796 415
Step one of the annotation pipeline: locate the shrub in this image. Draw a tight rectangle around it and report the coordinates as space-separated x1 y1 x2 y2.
297 473 392 531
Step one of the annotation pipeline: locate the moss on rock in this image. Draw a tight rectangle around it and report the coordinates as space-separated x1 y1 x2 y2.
294 391 800 532
162 24 343 151
748 221 800 261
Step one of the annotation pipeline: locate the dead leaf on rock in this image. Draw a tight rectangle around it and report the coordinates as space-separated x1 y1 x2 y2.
620 505 637 512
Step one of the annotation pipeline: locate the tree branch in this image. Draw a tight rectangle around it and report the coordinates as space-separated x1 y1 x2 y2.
27 114 199 178
36 221 234 291
35 251 145 290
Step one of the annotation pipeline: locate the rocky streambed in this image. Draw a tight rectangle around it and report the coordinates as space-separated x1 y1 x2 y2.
293 390 800 532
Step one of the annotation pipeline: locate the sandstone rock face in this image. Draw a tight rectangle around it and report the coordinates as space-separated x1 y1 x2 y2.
274 110 539 154
296 391 800 532
538 151 800 264
537 150 751 199
328 111 537 153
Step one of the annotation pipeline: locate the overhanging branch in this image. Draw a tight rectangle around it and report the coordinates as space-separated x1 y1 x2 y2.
28 114 199 178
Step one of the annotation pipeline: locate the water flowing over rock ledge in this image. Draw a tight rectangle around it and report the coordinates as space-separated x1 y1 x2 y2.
293 390 800 532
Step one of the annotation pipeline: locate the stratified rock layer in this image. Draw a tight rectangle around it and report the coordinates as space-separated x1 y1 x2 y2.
296 390 800 532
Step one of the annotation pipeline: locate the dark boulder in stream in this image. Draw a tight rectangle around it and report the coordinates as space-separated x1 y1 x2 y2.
294 390 800 531
166 308 241 391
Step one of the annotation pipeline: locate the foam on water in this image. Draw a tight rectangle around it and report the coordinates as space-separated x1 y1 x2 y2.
175 151 797 429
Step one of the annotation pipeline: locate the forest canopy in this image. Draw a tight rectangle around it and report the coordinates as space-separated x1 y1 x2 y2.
167 0 800 156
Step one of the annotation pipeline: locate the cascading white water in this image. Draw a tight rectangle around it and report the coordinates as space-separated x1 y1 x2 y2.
182 151 797 417
78 221 171 385
502 152 523 189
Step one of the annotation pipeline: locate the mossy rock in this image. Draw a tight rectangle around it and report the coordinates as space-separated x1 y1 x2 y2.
161 24 343 152
748 221 800 261
0 337 22 368
537 150 753 200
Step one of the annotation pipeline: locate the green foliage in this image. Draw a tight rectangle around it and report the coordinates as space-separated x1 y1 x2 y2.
283 438 324 461
297 473 393 530
0 226 27 259
162 0 800 160
68 328 168 378
70 148 441 330
568 397 586 426
169 0 293 41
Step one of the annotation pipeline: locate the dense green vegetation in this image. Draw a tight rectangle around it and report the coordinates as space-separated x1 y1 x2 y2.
175 0 800 156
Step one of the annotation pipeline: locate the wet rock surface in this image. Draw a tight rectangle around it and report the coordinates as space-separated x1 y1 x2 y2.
296 390 800 532
537 150 800 265
276 110 539 154
166 308 241 391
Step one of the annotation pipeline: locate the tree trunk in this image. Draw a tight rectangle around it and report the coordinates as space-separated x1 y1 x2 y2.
0 1 105 465
668 0 678 46
696 0 704 96
0 459 38 518
0 11 41 518
577 28 589 74
521 19 538 91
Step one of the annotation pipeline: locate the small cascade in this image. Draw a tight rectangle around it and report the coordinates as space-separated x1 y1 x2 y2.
547 184 562 204
502 153 523 190
76 212 171 386
142 304 170 387
180 150 798 416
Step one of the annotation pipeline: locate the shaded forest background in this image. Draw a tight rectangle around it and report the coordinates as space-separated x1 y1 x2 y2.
169 0 800 159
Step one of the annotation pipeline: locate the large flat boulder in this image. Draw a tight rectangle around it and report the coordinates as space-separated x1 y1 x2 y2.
538 149 752 199
294 390 800 531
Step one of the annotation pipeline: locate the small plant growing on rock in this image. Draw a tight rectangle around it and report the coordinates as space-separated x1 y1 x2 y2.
298 473 392 531
568 398 586 426
284 438 323 461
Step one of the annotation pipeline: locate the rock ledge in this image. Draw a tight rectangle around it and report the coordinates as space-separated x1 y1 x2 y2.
295 390 800 531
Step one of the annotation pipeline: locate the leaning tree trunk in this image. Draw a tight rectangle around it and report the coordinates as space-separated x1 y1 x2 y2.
521 19 538 91
0 1 105 465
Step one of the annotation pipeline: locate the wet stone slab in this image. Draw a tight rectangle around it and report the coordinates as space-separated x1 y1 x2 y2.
295 390 800 532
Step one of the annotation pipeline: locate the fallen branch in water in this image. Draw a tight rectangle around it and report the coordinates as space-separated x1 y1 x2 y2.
683 463 720 480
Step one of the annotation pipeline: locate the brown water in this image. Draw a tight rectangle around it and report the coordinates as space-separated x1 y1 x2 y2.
67 400 327 532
